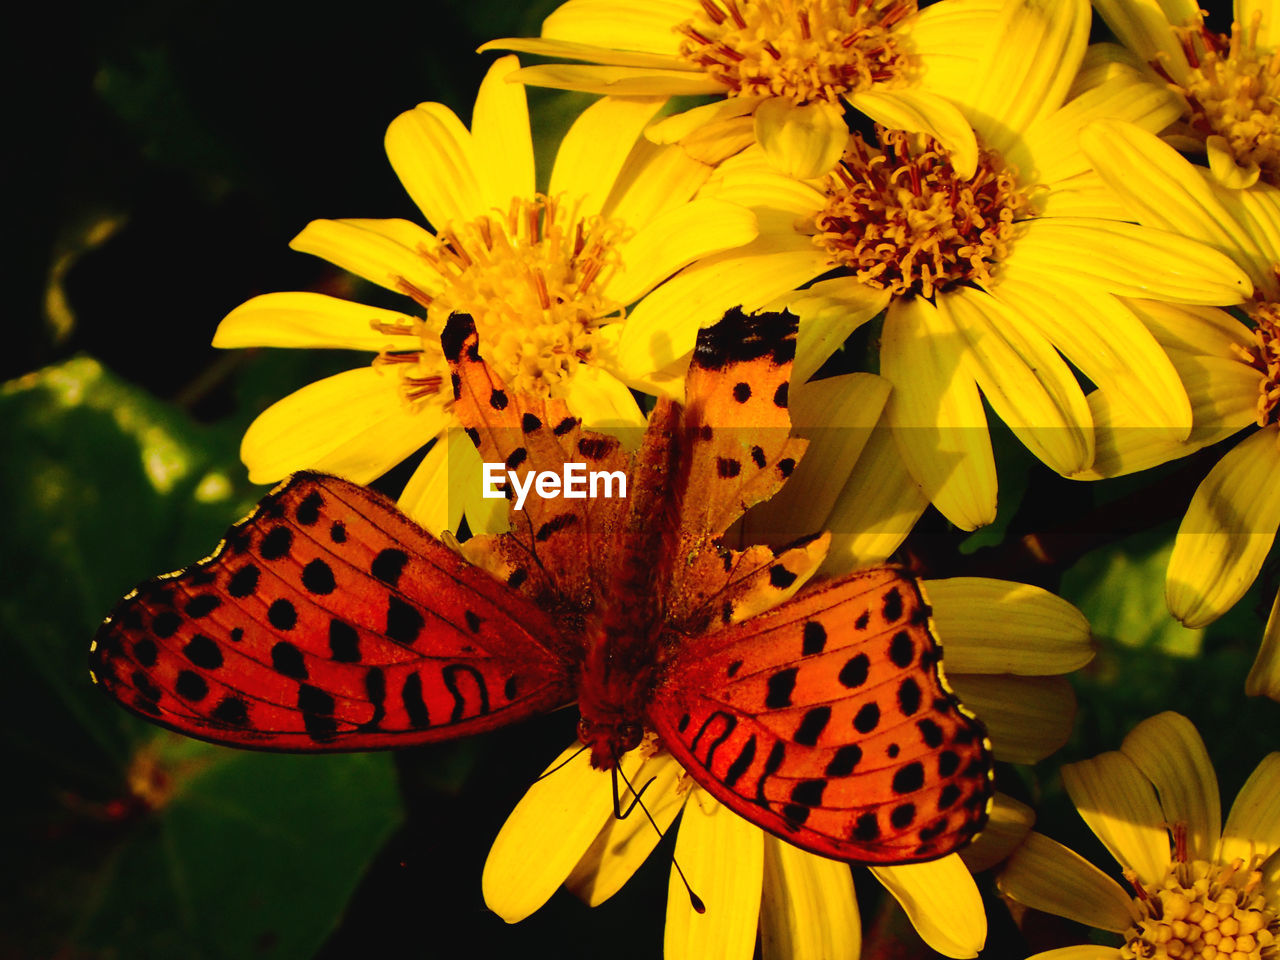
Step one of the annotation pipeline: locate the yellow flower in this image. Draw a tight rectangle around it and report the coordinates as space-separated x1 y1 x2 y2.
1074 119 1280 698
1095 0 1280 189
484 0 1002 179
614 1 1251 531
212 55 756 534
482 411 1094 959
999 711 1280 960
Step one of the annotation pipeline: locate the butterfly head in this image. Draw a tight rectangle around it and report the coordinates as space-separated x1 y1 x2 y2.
577 715 644 770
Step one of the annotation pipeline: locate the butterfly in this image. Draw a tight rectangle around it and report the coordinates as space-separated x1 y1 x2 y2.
89 307 992 865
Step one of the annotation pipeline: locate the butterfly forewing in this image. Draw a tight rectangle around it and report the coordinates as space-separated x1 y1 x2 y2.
650 568 993 863
442 314 629 607
90 473 574 750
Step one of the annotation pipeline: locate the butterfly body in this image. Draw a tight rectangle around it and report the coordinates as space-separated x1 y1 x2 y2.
91 308 993 865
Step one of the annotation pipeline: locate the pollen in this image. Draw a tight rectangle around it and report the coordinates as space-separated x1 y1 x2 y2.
1161 12 1280 184
1236 303 1280 427
808 129 1032 298
1120 854 1278 960
378 195 625 404
677 0 916 103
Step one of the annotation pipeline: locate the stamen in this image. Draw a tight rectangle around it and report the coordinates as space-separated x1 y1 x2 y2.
809 128 1031 299
676 0 917 103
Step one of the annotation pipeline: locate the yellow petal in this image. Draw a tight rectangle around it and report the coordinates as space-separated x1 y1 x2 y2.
213 292 418 352
604 139 715 228
871 855 986 959
992 279 1192 439
1245 589 1280 700
738 373 891 545
1016 70 1181 186
384 103 485 229
1240 0 1279 47
479 36 688 69
779 276 891 385
647 97 762 145
1207 133 1261 189
396 430 506 537
1077 350 1258 480
1123 299 1255 360
820 423 930 574
665 790 763 960
1023 947 1124 960
482 743 615 922
539 0 692 56
565 750 686 906
924 577 1094 676
1218 752 1280 866
471 55 535 207
847 89 978 178
1061 750 1170 885
511 62 721 96
240 368 444 484
945 674 1074 765
944 287 1094 476
959 792 1035 874
1167 426 1280 627
396 433 462 536
1120 712 1221 862
1080 121 1268 284
289 218 442 296
603 198 757 306
760 837 860 960
881 295 997 532
907 0 1002 99
997 831 1135 933
1092 0 1192 84
1006 217 1252 305
962 0 1090 154
753 98 847 180
558 363 646 435
1034 171 1132 219
550 96 666 220
617 239 826 376
700 148 828 217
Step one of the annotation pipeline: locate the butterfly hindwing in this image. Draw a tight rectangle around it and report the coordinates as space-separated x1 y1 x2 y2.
650 568 993 863
90 473 574 750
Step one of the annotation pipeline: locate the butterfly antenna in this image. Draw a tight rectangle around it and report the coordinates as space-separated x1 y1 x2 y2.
615 762 706 915
533 743 589 783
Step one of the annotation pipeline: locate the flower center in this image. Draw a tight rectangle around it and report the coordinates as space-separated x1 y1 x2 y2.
1237 303 1280 426
379 195 625 402
677 0 916 103
1161 14 1280 183
808 129 1032 298
1121 856 1278 960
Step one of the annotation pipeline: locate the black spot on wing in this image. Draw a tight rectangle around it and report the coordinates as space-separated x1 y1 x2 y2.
302 559 336 595
329 619 360 662
793 706 830 746
535 513 578 542
386 596 424 646
691 307 798 369
227 564 260 598
184 635 223 670
260 527 292 561
268 599 297 631
765 668 798 708
372 549 408 587
184 595 221 618
441 313 477 363
883 586 904 622
271 641 306 679
295 491 324 525
522 413 542 433
802 621 826 655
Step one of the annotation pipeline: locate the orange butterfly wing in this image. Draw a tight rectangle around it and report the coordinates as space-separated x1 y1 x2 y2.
89 472 574 750
442 314 630 608
650 569 992 863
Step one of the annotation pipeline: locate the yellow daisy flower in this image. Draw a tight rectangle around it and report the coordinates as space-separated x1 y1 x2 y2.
999 711 1280 960
615 1 1251 531
484 0 1003 179
1074 119 1280 698
1095 0 1280 189
482 394 1095 959
211 55 756 534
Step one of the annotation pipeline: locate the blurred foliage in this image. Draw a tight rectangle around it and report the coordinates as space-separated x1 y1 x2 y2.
8 0 1280 958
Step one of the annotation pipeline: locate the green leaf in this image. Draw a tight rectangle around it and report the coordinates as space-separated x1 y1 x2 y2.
1 357 401 960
